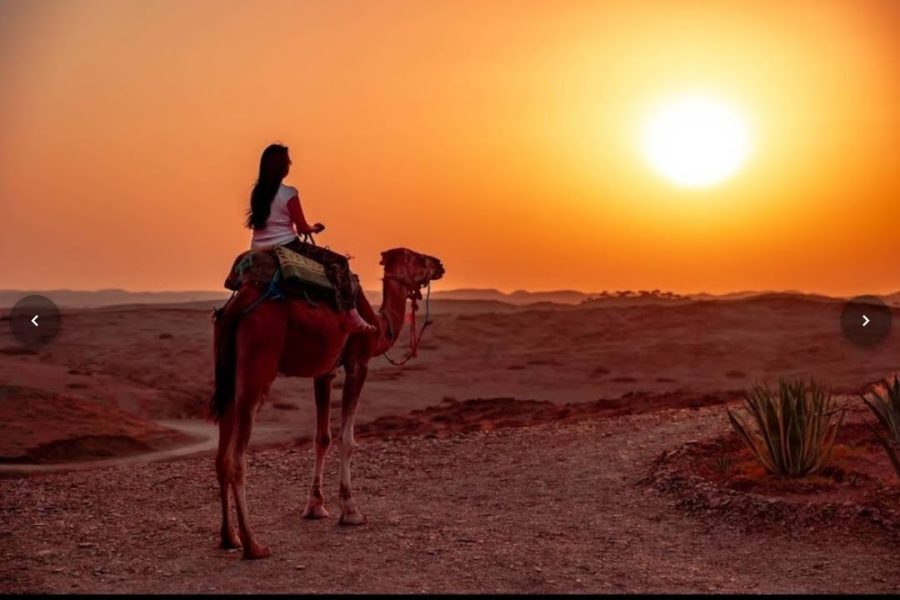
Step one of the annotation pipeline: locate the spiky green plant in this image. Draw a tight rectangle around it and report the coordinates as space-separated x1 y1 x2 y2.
861 375 900 477
726 379 844 478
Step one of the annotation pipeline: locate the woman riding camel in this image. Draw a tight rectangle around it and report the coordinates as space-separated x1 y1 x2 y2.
246 143 375 333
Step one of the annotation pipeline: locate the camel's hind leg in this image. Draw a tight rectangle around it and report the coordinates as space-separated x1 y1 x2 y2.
302 373 335 519
338 362 368 526
215 405 241 549
228 326 283 560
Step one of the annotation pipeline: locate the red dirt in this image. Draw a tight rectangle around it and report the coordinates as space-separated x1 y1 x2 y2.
354 391 743 440
693 422 897 501
2 297 900 591
2 405 899 593
646 407 900 538
0 385 198 464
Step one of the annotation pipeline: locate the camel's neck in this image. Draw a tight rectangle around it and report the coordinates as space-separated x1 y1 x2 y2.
374 277 408 357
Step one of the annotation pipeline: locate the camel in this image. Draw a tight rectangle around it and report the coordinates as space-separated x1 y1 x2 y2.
210 247 444 559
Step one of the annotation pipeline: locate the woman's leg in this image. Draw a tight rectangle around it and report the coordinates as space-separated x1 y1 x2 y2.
283 240 374 331
284 240 354 309
322 259 355 311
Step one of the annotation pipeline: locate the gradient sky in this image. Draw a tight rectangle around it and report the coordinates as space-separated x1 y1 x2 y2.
1 0 898 295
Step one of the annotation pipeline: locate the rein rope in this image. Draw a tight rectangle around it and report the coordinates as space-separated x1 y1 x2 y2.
382 280 433 366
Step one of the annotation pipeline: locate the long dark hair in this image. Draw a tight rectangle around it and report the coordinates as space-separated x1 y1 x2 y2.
246 144 290 230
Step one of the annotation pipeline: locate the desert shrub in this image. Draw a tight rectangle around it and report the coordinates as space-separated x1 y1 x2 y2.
861 375 900 477
727 378 844 478
714 456 734 474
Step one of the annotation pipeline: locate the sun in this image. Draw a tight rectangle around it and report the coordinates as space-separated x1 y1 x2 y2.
641 95 751 188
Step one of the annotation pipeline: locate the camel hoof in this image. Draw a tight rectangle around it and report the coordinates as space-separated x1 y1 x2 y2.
242 543 272 560
220 529 242 550
301 504 331 519
339 511 367 526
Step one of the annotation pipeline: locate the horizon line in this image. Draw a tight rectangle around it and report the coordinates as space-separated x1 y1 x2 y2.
1 286 897 299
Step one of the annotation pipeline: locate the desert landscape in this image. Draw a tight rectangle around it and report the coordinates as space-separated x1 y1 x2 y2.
4 0 900 593
1 290 899 593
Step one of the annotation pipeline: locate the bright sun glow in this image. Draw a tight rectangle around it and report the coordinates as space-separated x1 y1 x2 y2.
641 95 751 188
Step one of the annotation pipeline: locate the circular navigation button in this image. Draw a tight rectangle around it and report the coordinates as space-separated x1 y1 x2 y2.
8 295 62 351
840 295 891 347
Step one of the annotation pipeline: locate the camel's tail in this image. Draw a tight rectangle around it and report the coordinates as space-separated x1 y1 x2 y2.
210 303 238 423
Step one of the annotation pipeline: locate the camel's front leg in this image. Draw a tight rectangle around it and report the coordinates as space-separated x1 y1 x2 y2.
337 362 368 525
301 373 334 519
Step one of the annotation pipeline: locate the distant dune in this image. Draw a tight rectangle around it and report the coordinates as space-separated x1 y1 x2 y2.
0 289 232 309
2 287 898 310
0 384 197 464
424 288 592 305
0 288 594 308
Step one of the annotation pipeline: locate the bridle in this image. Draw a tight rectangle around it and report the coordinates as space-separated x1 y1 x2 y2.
380 274 434 366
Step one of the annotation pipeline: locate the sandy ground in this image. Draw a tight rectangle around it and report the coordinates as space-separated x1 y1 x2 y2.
0 420 295 476
0 385 204 465
1 293 899 592
2 404 898 594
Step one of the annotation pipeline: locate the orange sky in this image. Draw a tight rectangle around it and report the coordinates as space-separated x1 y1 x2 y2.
1 0 898 295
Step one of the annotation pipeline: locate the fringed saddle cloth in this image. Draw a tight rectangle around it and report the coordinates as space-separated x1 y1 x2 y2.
224 246 334 294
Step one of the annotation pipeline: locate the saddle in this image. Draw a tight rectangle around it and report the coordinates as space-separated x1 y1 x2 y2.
224 246 343 305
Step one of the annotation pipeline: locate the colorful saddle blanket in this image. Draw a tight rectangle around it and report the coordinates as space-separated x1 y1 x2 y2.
224 246 334 292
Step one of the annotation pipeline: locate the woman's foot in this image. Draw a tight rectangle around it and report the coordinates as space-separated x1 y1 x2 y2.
344 308 376 334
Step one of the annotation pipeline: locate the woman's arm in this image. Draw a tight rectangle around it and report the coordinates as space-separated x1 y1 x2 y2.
287 195 323 234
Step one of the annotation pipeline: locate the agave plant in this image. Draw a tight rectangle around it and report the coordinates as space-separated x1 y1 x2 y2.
861 375 900 477
727 378 844 478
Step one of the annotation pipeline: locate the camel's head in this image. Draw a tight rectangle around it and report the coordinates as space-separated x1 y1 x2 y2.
380 247 445 299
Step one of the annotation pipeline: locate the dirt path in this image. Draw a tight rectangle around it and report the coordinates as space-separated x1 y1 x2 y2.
0 419 303 476
2 405 898 593
0 421 215 476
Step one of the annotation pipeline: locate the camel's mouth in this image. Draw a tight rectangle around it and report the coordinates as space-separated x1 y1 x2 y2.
428 258 445 281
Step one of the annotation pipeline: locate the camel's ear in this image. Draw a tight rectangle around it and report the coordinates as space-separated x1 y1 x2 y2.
380 249 403 267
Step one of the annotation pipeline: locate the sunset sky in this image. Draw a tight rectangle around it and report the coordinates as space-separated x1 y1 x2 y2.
1 0 898 295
